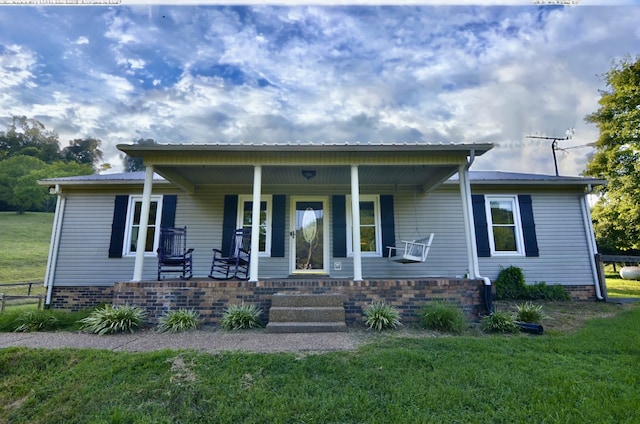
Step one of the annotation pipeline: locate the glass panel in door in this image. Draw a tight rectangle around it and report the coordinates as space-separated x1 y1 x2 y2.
294 201 325 272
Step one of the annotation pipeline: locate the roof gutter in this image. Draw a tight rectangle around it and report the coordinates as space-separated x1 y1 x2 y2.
459 150 493 312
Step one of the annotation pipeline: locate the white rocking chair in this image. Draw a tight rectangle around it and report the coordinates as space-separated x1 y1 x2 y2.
387 233 435 263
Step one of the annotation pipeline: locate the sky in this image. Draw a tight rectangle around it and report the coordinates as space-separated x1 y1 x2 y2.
1 1 639 175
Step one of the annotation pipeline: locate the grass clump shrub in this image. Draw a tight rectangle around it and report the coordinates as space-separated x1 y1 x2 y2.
363 302 401 331
220 303 263 330
420 302 466 334
13 310 58 332
515 302 546 323
481 311 519 334
495 265 570 301
157 308 201 333
79 304 147 335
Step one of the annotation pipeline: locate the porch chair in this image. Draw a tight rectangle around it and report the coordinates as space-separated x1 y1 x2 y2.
157 227 194 280
387 233 435 264
209 228 252 280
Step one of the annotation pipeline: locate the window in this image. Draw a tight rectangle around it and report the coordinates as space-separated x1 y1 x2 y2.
485 195 524 255
346 195 382 256
123 195 163 256
237 195 272 255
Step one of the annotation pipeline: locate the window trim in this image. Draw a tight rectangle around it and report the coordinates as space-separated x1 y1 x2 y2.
346 195 382 257
123 195 163 257
484 195 525 256
237 195 272 257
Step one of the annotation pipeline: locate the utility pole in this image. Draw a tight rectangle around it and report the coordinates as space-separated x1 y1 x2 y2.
526 129 574 176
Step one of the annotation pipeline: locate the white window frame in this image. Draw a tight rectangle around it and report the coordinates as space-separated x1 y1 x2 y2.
485 195 525 256
237 195 272 257
346 195 382 257
123 195 163 257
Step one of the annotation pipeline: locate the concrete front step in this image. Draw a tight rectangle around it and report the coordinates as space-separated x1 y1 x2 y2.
266 293 347 333
271 293 345 308
269 306 345 323
266 322 347 333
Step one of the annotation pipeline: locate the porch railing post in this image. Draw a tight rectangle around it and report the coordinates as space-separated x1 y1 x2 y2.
351 165 363 281
133 165 154 282
249 165 262 282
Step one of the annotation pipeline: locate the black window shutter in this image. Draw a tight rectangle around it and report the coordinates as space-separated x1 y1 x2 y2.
332 195 347 258
271 195 286 257
222 195 239 251
380 195 396 256
108 195 129 258
160 195 177 228
471 194 491 257
518 194 539 257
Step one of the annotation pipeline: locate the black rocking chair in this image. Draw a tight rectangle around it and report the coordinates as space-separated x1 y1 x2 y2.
209 228 251 280
157 227 194 280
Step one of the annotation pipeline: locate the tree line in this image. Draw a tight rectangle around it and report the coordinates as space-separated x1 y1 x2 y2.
0 116 153 214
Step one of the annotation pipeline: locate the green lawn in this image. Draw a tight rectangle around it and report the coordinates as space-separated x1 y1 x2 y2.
604 264 640 299
1 305 639 423
0 212 52 294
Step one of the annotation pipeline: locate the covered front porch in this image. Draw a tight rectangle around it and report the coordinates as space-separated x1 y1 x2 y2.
118 142 494 285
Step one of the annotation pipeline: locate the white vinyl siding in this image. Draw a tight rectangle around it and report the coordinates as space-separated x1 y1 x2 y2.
48 184 598 289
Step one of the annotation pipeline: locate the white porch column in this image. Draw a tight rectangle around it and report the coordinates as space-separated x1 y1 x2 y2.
132 165 154 282
458 163 478 279
350 165 363 281
249 165 262 282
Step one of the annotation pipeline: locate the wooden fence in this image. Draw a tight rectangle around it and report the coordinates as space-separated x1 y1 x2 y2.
0 282 46 311
594 254 640 301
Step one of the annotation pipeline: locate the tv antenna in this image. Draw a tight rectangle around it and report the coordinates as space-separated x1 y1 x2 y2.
526 128 574 176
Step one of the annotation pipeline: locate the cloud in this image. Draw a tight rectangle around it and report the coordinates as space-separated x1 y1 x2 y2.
0 5 638 176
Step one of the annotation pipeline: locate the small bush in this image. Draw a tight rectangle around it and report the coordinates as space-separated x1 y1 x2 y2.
79 304 147 335
481 311 519 334
13 310 58 332
363 302 401 331
420 302 466 334
515 302 546 323
220 303 263 330
496 266 571 301
157 308 201 333
495 266 526 300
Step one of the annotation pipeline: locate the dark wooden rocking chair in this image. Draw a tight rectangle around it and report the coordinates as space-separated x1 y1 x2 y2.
209 228 251 280
157 227 194 280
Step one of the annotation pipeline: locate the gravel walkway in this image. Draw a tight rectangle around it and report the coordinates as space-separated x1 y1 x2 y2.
0 329 362 353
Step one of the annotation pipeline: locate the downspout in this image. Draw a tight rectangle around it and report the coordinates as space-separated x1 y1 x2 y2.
580 185 604 301
458 151 493 313
44 185 65 308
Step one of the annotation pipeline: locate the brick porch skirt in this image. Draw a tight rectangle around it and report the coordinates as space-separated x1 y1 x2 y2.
48 280 597 326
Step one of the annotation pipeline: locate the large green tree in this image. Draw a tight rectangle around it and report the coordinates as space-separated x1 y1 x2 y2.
62 138 104 171
0 156 93 214
0 116 62 163
585 55 640 253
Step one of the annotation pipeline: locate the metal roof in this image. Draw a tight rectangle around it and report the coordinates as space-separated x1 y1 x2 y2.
447 171 606 186
40 170 605 187
117 141 494 155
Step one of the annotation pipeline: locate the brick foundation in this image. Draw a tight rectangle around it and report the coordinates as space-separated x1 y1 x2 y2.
111 278 487 326
564 284 597 301
49 286 114 311
49 280 597 326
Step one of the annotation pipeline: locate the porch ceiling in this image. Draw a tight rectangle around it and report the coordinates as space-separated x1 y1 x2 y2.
154 164 461 190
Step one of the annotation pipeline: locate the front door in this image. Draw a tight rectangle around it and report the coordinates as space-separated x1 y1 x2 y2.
290 197 328 275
